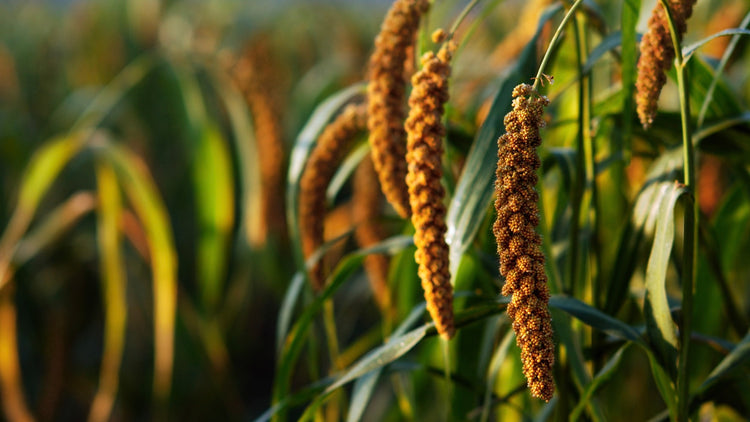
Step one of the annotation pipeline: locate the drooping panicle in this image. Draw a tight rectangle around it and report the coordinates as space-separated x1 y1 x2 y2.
635 0 697 128
405 39 455 340
352 155 392 311
367 0 430 218
493 83 555 401
233 38 287 245
299 104 367 290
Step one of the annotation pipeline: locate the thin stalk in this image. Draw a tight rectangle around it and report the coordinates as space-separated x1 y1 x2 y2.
659 1 696 420
531 0 586 92
322 300 342 419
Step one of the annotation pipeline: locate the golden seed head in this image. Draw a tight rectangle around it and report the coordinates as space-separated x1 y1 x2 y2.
405 42 455 340
300 104 367 290
367 0 430 218
431 28 447 44
635 0 697 129
493 83 554 401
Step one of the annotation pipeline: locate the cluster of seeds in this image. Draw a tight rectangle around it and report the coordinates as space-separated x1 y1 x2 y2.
405 34 456 340
367 0 430 218
299 104 367 290
636 0 697 128
233 38 287 245
493 84 555 401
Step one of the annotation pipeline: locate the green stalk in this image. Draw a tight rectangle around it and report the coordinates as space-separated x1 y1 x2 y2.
658 1 696 420
531 0 586 92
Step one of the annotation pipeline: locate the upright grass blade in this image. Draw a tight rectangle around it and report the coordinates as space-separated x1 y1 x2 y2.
98 140 178 403
203 61 262 249
192 124 235 312
286 83 366 270
345 305 427 422
643 182 687 377
480 328 514 422
696 11 750 128
0 132 87 291
89 162 128 422
172 65 236 312
0 286 33 422
569 344 630 421
445 4 560 281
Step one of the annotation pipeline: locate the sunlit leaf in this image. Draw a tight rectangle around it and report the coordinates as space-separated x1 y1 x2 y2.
89 162 128 422
98 140 178 401
643 182 688 377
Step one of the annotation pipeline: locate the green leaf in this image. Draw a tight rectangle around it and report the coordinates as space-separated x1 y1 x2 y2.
646 349 678 416
287 83 366 269
276 272 306 357
682 29 750 63
695 332 750 397
643 182 688 378
271 235 413 421
445 4 560 282
346 304 426 422
204 61 262 248
98 140 178 401
480 328 514 422
0 132 87 290
90 162 128 422
570 344 630 421
549 296 643 344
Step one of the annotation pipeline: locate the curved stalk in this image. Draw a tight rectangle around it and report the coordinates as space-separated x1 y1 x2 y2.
658 1 696 420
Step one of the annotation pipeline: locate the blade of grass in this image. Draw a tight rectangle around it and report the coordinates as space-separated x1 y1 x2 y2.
271 235 413 422
643 182 687 378
202 60 262 250
0 286 33 422
696 11 750 128
88 162 128 422
569 344 630 421
13 191 96 265
97 138 178 403
0 132 87 291
480 328 514 422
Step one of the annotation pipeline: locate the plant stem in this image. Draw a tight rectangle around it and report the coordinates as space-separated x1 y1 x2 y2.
659 1 696 420
531 0 586 92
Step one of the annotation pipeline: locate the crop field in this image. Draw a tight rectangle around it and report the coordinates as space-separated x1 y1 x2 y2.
1 0 750 420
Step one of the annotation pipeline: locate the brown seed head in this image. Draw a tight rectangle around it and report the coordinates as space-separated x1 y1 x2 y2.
367 0 430 218
493 83 554 401
233 38 288 245
352 155 392 311
300 104 367 290
405 42 456 340
635 0 697 128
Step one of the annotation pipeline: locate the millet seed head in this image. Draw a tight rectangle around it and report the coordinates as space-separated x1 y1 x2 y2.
367 0 430 218
635 0 697 128
405 41 456 340
493 83 555 401
300 104 367 290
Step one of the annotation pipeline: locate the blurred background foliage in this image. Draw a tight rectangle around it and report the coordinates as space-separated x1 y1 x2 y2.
0 0 750 421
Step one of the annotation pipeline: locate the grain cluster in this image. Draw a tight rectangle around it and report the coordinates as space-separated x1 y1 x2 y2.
494 84 555 401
